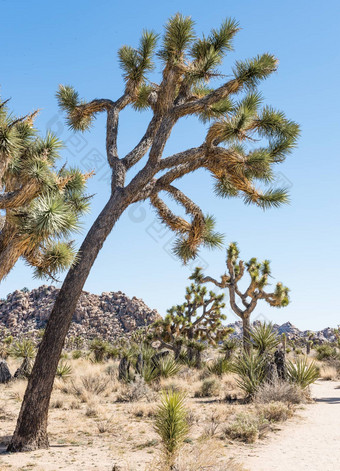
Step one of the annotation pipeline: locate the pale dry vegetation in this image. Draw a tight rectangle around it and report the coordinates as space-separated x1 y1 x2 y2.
0 350 310 471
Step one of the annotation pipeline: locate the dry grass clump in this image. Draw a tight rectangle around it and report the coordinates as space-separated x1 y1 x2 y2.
194 377 220 398
254 379 305 404
116 375 156 402
56 373 112 401
256 402 294 423
319 364 338 381
224 412 269 443
131 403 157 418
170 440 247 471
8 379 27 402
157 377 196 395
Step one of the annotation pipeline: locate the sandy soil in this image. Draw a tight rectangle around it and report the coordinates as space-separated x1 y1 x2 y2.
231 380 340 471
1 358 339 471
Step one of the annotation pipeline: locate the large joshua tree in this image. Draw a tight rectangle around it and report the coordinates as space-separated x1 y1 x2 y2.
0 97 91 281
8 14 299 451
191 242 290 352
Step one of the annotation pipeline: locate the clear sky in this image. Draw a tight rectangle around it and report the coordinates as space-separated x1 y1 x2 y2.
1 0 339 330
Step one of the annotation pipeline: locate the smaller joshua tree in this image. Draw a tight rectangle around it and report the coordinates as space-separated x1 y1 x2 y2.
150 281 232 366
191 242 289 352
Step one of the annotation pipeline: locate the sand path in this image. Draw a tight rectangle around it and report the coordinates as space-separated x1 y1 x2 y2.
241 380 340 471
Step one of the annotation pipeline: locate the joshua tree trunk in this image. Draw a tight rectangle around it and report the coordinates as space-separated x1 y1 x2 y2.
7 193 127 452
242 316 251 353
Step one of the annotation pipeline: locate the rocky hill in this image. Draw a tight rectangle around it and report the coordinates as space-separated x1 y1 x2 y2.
0 286 336 344
0 286 160 342
228 320 337 344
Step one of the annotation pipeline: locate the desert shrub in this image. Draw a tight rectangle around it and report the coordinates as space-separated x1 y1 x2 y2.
203 411 222 437
71 350 83 359
131 404 156 418
254 379 305 404
316 344 339 361
250 322 279 354
85 402 100 417
156 356 182 379
67 374 110 398
169 442 246 471
117 375 155 402
55 360 72 380
139 362 160 384
224 413 268 443
10 339 35 359
256 402 293 422
154 390 189 462
287 357 319 389
219 338 238 360
195 378 220 398
89 338 110 362
206 357 232 376
232 350 266 397
319 364 338 381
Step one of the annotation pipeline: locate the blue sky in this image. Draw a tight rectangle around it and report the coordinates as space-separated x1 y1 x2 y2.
1 0 339 330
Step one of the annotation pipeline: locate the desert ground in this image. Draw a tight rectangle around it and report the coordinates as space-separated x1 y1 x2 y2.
1 356 339 471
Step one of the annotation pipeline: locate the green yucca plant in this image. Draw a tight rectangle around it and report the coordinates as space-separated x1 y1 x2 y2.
206 356 232 376
250 322 280 354
138 362 159 384
156 355 182 379
10 339 36 360
55 360 72 380
89 338 110 362
287 357 319 390
154 390 189 465
232 350 267 397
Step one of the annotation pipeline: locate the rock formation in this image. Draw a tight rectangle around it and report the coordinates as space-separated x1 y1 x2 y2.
0 286 160 343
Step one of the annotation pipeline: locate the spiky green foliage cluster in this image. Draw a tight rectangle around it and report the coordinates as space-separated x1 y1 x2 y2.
0 97 91 281
154 390 189 458
250 323 280 355
55 360 72 380
232 350 267 397
9 339 36 359
287 357 319 389
172 214 224 264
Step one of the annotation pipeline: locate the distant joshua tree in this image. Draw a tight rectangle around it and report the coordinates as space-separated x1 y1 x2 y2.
191 242 289 352
9 14 299 452
151 280 232 366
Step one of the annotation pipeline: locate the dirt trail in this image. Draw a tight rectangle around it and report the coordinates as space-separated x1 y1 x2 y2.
242 380 340 471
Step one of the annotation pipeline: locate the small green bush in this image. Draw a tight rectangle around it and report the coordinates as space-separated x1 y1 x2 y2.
206 357 231 376
316 344 339 361
224 413 268 443
195 378 220 398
